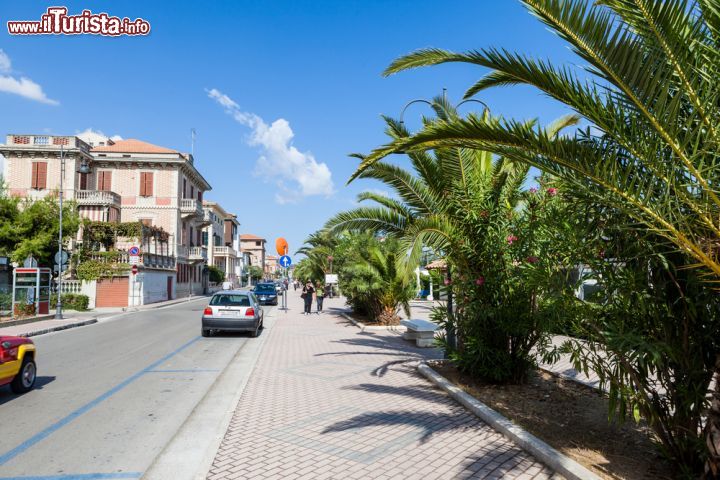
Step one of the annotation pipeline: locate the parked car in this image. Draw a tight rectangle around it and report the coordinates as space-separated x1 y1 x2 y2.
201 290 264 337
0 336 37 394
274 281 284 293
253 283 278 305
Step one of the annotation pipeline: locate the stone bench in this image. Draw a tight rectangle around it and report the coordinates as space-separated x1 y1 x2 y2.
400 319 438 347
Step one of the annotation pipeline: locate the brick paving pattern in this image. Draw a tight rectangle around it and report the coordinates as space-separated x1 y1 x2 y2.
207 294 556 479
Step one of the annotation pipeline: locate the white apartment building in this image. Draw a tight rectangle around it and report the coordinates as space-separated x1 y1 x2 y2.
0 134 212 305
202 201 241 286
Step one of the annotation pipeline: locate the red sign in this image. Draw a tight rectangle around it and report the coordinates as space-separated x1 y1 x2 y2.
131 265 138 275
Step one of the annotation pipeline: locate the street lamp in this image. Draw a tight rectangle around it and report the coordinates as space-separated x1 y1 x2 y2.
55 146 91 319
397 89 489 356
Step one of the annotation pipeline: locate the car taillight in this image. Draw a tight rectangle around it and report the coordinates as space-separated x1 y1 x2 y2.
203 307 213 316
245 307 255 317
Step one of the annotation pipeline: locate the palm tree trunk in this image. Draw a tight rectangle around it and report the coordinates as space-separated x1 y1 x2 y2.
705 354 720 479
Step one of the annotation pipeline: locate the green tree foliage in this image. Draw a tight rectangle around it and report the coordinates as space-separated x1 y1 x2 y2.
350 0 720 474
327 101 577 382
0 193 80 265
339 236 414 325
208 265 225 284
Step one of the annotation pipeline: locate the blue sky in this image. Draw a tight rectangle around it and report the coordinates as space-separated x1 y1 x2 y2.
0 1 579 257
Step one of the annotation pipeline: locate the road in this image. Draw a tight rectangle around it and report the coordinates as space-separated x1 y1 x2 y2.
0 298 274 480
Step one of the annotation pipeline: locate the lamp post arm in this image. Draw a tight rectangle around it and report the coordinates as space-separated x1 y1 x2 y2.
399 99 434 126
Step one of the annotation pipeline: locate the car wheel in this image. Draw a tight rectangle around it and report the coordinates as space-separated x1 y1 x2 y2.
10 357 37 394
202 328 211 337
250 323 261 338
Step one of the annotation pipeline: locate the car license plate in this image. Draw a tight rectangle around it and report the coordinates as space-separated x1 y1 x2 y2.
260 296 266 300
219 310 241 317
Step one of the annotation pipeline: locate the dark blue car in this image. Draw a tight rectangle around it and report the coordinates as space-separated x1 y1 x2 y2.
253 283 278 305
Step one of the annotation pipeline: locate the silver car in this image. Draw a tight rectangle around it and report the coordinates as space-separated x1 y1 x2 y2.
202 290 264 337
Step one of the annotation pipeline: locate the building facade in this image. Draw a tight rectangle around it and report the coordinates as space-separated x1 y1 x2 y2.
0 134 212 304
239 234 265 281
202 201 241 286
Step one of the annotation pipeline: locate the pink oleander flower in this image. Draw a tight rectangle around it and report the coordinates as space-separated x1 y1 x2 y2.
475 277 485 286
526 256 539 264
444 278 451 285
507 235 518 245
547 187 558 196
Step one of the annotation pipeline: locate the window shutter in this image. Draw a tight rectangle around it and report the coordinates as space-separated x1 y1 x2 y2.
98 171 112 191
142 172 154 197
31 162 38 189
33 162 47 190
79 173 88 190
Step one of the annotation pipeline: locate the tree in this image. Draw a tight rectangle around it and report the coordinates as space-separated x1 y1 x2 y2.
351 0 720 475
0 194 80 266
327 99 578 381
208 265 225 284
248 266 263 282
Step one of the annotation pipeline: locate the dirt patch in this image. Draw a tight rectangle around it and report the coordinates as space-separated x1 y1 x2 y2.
431 362 673 480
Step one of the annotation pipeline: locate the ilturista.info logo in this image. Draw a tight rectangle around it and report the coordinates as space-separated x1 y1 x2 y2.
7 7 151 36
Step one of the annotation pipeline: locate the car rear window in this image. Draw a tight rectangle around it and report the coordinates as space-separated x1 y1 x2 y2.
255 285 275 293
210 294 251 306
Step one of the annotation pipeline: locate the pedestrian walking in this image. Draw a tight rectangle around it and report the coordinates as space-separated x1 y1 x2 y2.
302 281 315 315
293 280 298 291
316 283 325 313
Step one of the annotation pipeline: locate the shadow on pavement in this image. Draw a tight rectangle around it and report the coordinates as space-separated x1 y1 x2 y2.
0 375 56 405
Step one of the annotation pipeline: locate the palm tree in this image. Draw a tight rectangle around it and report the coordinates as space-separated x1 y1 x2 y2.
327 98 577 380
351 0 720 475
296 231 337 282
340 240 414 324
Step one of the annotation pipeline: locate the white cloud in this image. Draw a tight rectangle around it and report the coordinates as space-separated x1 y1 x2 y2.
207 88 334 203
0 50 11 73
75 128 123 142
0 49 58 105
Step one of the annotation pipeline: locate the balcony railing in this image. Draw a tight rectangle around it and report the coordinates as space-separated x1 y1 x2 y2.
86 250 176 270
176 245 189 258
189 246 208 261
214 246 237 257
75 190 121 208
180 198 203 218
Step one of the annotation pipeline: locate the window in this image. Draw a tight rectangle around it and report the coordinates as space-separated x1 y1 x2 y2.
202 231 208 246
31 162 47 189
33 136 49 145
198 190 202 202
210 294 250 307
183 179 187 198
190 186 194 199
255 241 261 246
98 171 112 191
79 172 88 190
139 172 154 197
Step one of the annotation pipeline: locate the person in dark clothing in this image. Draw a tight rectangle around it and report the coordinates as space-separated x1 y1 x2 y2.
302 281 315 315
316 283 325 313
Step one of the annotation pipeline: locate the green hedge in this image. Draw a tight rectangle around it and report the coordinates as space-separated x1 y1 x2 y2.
50 293 90 311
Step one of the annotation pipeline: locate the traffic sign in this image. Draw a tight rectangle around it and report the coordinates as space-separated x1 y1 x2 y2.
275 238 289 256
131 264 138 275
129 246 140 256
129 256 140 265
54 250 70 265
279 255 292 268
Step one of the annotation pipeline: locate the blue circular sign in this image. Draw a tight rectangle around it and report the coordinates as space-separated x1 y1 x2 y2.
279 255 292 268
129 246 140 256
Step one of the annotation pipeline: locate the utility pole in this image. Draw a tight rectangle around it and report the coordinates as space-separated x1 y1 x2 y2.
55 145 65 319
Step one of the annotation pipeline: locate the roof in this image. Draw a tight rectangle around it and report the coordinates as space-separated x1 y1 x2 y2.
425 259 447 270
92 139 179 154
240 234 266 241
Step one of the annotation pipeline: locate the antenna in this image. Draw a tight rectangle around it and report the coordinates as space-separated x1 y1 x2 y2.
191 128 196 156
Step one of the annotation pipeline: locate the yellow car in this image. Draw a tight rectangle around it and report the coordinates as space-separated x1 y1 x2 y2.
0 336 37 394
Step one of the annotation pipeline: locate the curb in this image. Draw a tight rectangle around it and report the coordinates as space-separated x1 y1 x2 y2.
339 311 407 333
417 362 601 480
18 318 98 338
121 295 208 313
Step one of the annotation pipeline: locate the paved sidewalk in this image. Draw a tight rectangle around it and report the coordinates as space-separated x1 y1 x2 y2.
206 294 556 479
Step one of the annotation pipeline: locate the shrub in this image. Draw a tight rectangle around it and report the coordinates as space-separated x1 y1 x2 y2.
50 293 90 311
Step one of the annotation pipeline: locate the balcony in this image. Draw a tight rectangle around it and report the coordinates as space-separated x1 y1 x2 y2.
213 246 237 257
75 190 121 208
180 198 203 219
189 246 208 262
